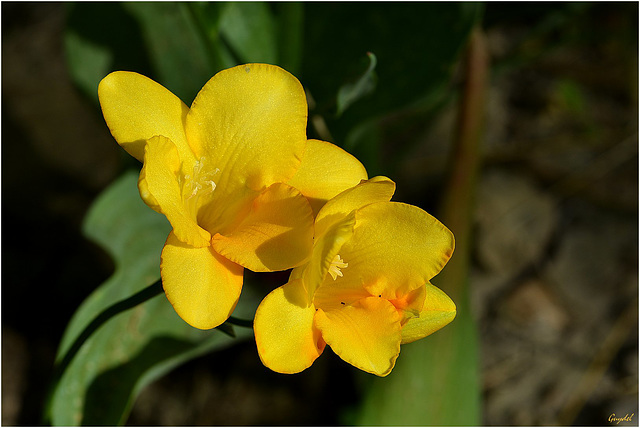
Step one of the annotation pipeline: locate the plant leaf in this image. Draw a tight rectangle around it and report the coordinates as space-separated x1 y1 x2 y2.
301 2 482 176
354 295 481 425
46 171 257 425
336 52 377 118
63 3 153 102
123 2 220 103
218 2 278 64
274 2 304 75
349 21 486 426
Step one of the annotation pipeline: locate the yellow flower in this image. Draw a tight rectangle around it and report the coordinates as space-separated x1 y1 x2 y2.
254 177 456 376
98 64 367 330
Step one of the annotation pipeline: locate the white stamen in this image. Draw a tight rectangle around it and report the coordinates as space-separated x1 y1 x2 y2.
328 254 348 280
183 159 220 202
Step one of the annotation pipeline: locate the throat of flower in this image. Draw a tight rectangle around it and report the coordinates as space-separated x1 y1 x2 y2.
328 254 348 280
181 158 220 210
387 286 426 325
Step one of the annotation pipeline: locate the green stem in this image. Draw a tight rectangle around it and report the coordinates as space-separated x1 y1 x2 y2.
438 27 488 303
228 316 254 328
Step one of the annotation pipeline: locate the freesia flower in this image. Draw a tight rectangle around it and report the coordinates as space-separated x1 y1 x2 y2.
98 64 367 329
254 177 456 376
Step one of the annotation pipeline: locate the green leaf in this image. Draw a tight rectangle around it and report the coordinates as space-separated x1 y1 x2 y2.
301 3 482 175
185 2 238 70
63 3 153 102
336 52 377 118
218 2 278 64
46 172 257 425
350 22 486 426
123 2 220 103
65 30 113 100
274 2 304 75
354 294 481 426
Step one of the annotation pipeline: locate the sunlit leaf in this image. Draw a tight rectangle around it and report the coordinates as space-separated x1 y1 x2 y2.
123 2 218 102
219 2 278 64
349 17 485 426
46 172 257 425
65 30 113 100
354 296 481 425
64 3 152 102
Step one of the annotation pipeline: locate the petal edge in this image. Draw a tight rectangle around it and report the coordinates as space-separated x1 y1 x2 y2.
254 279 325 374
161 231 243 329
315 297 401 376
211 183 314 272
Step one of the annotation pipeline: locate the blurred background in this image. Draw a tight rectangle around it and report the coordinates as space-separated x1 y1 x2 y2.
2 2 637 426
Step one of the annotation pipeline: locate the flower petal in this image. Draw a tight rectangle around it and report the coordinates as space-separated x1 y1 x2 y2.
254 279 325 374
401 282 457 344
341 202 454 296
302 213 356 301
315 297 402 376
98 71 193 164
287 139 368 215
389 284 426 322
161 231 243 330
185 64 307 194
211 183 314 272
314 176 395 239
139 136 211 247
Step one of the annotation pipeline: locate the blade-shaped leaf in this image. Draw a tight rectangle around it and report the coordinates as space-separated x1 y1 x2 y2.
303 3 482 123
64 3 153 102
301 3 482 176
350 24 487 427
274 2 304 75
46 171 257 425
218 2 278 64
336 52 377 118
123 2 220 103
65 30 113 100
354 296 481 426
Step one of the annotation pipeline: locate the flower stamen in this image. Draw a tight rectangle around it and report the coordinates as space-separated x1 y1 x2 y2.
183 158 220 201
328 254 348 280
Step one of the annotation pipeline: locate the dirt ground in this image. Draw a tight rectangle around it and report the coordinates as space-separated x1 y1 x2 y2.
2 3 637 426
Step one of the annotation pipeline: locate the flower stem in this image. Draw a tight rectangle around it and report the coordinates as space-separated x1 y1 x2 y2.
227 316 254 328
438 26 488 303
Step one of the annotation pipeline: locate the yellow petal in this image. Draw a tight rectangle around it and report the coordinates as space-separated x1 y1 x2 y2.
314 176 395 239
139 136 211 247
287 139 368 215
254 279 325 374
388 284 426 322
185 64 307 194
161 231 244 329
98 71 194 164
315 297 402 377
302 213 356 301
340 202 454 297
211 183 314 272
401 282 457 344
